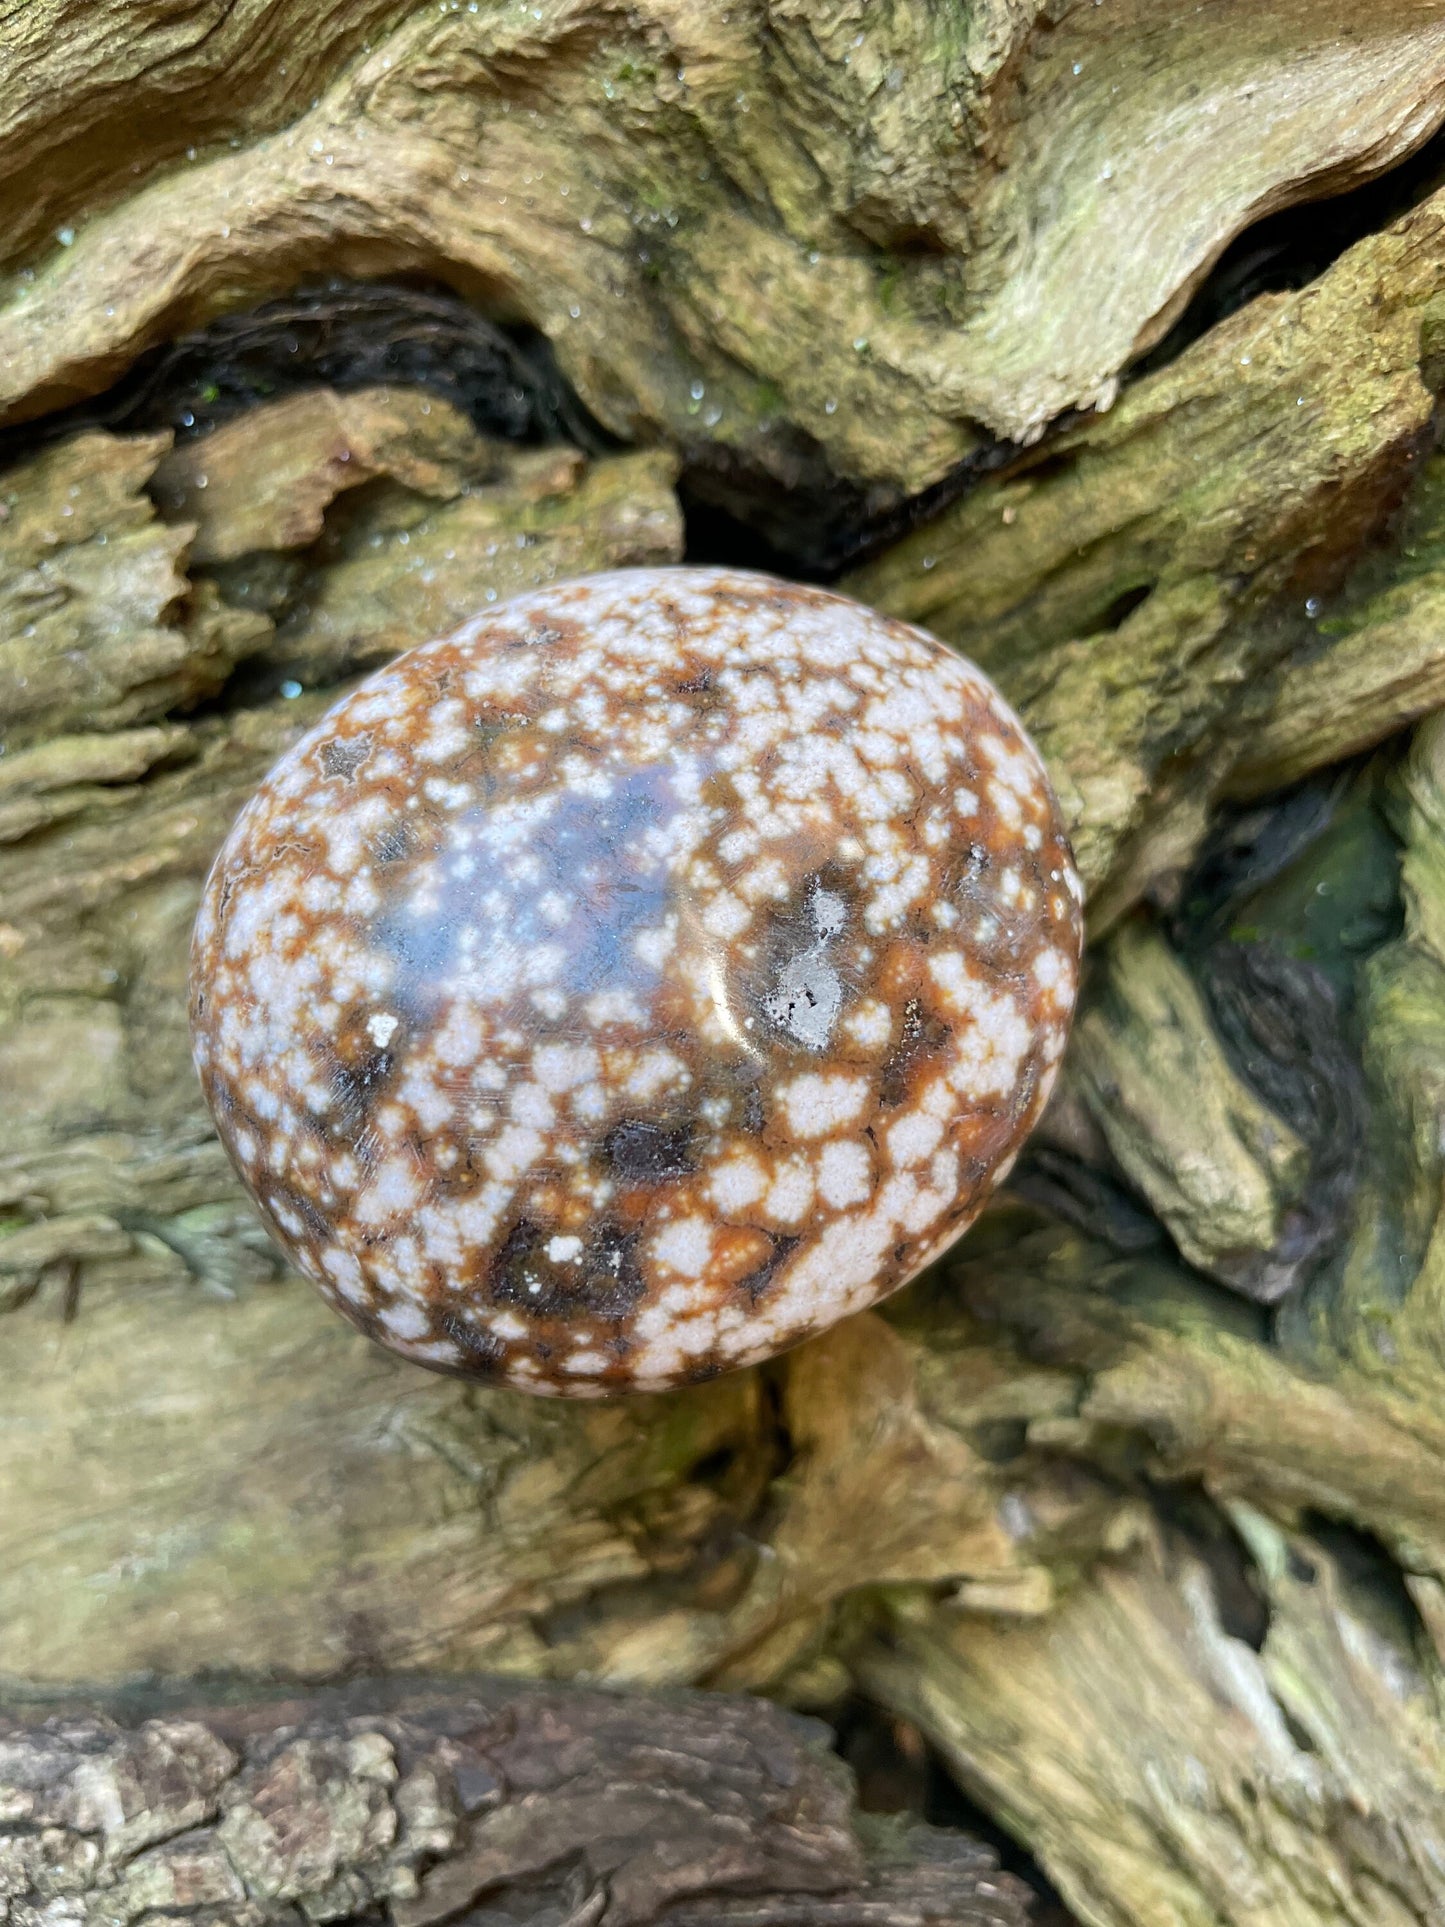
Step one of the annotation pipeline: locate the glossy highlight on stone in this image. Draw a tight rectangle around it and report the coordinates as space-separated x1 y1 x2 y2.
190 567 1083 1394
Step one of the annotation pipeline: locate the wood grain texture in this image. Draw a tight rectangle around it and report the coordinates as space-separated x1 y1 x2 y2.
14 6 1445 1925
6 1 1445 511
847 178 1445 912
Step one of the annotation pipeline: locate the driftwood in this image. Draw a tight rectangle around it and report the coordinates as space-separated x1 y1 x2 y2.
12 5 1445 1926
9 1 1445 555
0 1680 1030 1927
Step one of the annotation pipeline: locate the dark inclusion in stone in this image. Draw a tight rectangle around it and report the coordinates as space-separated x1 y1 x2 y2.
604 1118 698 1185
489 1218 646 1323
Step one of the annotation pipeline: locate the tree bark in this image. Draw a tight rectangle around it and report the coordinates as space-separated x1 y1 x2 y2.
0 1680 1030 1927
10 6 1445 1926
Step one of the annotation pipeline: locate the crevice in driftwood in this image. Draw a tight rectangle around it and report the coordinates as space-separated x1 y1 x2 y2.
834 1699 1076 1927
0 282 612 476
30 93 1445 596
22 7 1445 587
0 275 971 580
1135 116 1445 380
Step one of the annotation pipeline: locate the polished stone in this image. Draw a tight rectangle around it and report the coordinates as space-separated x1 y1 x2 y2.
190 567 1082 1394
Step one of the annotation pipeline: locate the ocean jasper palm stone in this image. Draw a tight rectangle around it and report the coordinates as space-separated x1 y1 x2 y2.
190 567 1082 1394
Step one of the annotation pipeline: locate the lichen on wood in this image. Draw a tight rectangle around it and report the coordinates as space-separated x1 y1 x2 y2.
8 1 1445 539
1069 919 1311 1301
847 177 1445 918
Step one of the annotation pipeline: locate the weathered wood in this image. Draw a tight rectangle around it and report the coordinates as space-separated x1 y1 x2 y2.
7 3 1445 537
847 180 1445 917
0 1680 1031 1927
855 1512 1445 1927
1069 921 1311 1302
12 6 1445 1927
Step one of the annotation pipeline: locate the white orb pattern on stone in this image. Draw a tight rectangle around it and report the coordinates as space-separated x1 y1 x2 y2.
190 567 1082 1395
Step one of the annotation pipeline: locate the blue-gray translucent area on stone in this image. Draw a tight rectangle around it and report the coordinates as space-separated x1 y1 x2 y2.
373 761 684 1019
